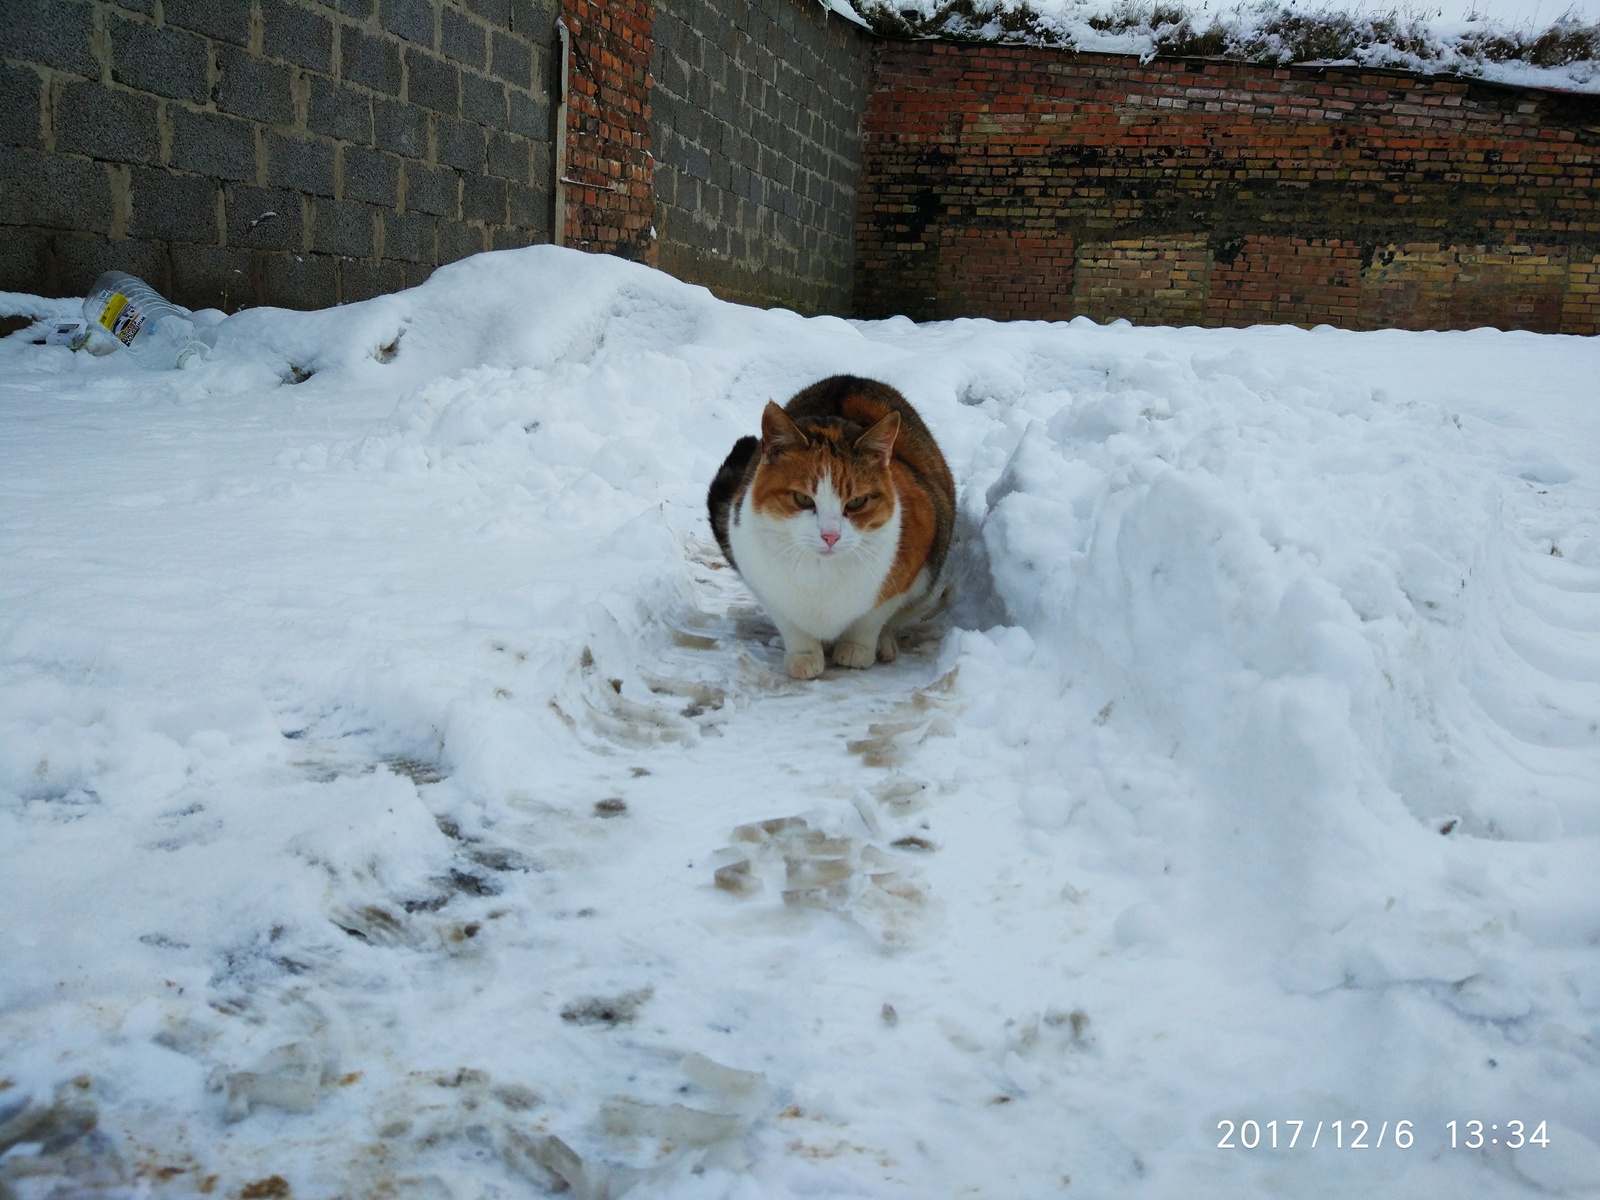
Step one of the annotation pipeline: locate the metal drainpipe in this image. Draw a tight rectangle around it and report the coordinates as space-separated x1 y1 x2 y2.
552 17 571 248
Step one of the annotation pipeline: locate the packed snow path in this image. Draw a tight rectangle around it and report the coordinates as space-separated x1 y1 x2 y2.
2 248 1598 1199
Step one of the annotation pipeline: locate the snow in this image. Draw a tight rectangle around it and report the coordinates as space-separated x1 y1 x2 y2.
2 246 1598 1198
852 0 1600 93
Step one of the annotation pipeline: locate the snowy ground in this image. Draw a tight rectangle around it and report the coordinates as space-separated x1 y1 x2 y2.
2 247 1599 1199
849 0 1600 93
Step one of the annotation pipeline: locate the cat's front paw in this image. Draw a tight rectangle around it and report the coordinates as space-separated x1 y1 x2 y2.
832 640 875 670
785 648 826 680
876 628 899 662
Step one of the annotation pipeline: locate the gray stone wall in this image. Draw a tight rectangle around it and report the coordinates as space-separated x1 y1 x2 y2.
0 0 557 311
651 0 871 316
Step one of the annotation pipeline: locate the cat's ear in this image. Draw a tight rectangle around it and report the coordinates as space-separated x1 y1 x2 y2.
855 411 900 467
760 401 807 460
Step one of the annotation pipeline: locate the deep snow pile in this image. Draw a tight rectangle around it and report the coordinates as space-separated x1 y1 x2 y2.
849 0 1600 93
1 247 1598 1199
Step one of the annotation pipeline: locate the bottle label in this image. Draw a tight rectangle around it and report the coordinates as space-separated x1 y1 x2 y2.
97 291 146 347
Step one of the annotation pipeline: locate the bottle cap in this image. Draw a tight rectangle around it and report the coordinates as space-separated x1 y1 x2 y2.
175 342 210 370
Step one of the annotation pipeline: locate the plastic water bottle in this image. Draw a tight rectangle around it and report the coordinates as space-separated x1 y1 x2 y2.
82 270 210 370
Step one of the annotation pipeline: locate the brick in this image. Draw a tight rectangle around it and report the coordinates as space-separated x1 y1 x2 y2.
441 8 488 71
164 0 251 46
4 0 98 77
309 77 373 143
342 29 403 96
373 99 430 157
383 208 436 261
262 0 335 74
343 146 400 205
107 17 209 104
312 199 379 257
214 47 296 126
226 186 305 250
0 149 112 230
170 109 258 182
266 131 337 196
381 0 436 46
406 47 460 114
404 162 457 216
0 66 42 150
489 32 531 88
128 167 221 240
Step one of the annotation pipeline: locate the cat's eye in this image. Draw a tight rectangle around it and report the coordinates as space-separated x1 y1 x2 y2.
844 496 869 513
792 492 815 509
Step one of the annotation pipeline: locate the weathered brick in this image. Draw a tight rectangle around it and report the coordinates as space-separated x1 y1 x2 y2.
108 17 209 104
406 47 460 114
226 186 305 250
262 0 335 73
312 199 379 257
266 131 337 196
342 28 403 96
343 146 400 205
0 149 112 230
309 77 373 143
214 46 296 126
170 109 258 182
128 167 221 241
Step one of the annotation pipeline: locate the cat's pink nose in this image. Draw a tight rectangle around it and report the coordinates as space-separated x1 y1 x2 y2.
820 529 840 549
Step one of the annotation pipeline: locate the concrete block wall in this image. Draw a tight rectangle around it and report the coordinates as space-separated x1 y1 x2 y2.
858 41 1600 333
1 0 557 311
650 0 871 315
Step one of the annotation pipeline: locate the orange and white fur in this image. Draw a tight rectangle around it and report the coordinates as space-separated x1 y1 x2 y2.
707 375 955 680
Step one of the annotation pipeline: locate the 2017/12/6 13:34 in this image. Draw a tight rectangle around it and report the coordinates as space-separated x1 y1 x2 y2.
1215 1119 1552 1149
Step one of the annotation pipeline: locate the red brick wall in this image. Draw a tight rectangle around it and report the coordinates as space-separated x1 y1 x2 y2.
558 0 655 262
856 42 1600 333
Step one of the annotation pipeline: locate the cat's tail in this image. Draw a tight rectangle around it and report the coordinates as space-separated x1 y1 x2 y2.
707 435 759 569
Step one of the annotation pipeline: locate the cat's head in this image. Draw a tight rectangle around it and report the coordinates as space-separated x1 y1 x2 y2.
750 401 899 559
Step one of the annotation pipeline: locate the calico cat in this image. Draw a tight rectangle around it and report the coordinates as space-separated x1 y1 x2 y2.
707 375 955 680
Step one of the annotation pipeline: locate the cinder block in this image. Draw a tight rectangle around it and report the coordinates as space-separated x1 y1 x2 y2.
108 17 209 104
169 242 256 312
441 8 488 70
466 0 513 27
508 89 549 140
0 149 112 230
485 130 529 181
262 0 334 73
266 132 337 196
381 0 436 47
339 257 405 301
312 199 378 257
54 82 160 164
373 99 430 157
437 117 487 171
225 185 305 250
406 48 461 114
5 0 98 77
55 233 167 299
439 219 487 263
382 208 436 261
128 167 220 240
0 66 42 150
170 109 258 183
0 225 50 293
462 172 507 222
405 162 458 216
260 251 338 309
463 72 507 126
342 146 400 205
489 32 532 88
309 78 373 144
343 29 403 97
164 0 251 46
215 47 296 125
